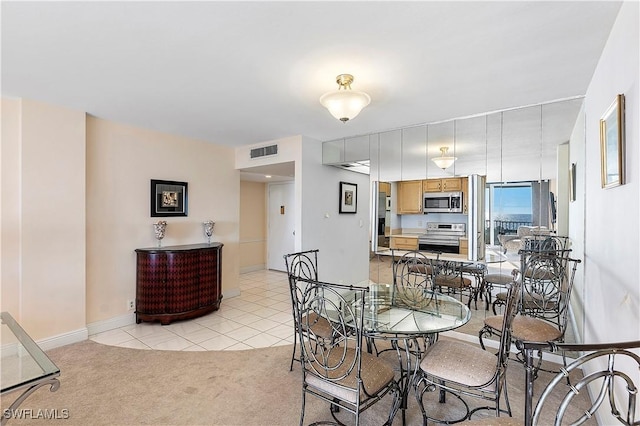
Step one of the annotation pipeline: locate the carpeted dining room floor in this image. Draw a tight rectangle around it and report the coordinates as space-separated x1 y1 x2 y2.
1 337 593 426
2 264 592 425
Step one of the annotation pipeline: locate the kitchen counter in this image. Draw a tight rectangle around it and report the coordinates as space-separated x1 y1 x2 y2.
375 248 470 263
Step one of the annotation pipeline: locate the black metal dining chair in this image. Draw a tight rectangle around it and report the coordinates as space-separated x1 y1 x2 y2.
391 249 434 308
480 251 581 380
461 340 640 426
296 278 401 426
429 259 477 308
284 249 333 371
414 277 522 424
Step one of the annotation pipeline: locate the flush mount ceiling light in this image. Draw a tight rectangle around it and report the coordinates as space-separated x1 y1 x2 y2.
432 147 457 170
319 74 371 123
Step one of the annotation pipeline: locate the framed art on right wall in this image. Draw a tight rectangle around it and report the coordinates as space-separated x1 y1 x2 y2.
600 94 625 188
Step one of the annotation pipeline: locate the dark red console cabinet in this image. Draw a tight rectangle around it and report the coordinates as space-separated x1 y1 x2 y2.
135 243 223 325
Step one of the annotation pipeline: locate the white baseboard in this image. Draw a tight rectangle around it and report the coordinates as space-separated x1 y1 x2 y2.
87 313 136 337
37 327 88 351
86 297 242 338
224 287 241 298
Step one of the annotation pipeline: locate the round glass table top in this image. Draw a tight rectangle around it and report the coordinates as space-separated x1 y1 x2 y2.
352 284 471 336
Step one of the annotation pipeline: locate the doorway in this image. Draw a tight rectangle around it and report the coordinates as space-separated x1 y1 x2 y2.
267 182 295 271
485 181 554 246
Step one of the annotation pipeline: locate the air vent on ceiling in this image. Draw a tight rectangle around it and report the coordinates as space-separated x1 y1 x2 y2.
250 144 278 159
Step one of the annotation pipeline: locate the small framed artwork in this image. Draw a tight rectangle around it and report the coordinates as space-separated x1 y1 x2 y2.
151 179 188 217
339 181 357 214
600 94 625 189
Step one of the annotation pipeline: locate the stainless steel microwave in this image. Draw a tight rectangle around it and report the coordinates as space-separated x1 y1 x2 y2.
423 192 463 213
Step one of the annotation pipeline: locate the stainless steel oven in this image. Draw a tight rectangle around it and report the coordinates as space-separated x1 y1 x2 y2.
418 223 466 254
423 192 463 213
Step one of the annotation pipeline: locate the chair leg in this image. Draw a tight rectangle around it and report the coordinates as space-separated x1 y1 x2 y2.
484 283 492 311
492 299 504 315
299 386 306 426
414 376 430 426
385 382 402 426
290 331 298 371
502 378 513 417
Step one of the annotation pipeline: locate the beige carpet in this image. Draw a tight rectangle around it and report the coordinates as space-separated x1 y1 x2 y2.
1 339 593 426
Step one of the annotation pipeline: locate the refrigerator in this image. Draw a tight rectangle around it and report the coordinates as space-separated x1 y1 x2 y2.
467 174 486 261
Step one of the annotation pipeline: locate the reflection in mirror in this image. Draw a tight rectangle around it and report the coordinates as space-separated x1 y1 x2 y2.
374 181 391 249
366 97 585 343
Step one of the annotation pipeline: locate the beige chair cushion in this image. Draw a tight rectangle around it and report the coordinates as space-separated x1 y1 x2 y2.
510 315 562 342
484 314 561 343
483 315 503 331
435 276 472 289
483 274 512 286
420 339 498 390
301 312 333 338
305 348 395 405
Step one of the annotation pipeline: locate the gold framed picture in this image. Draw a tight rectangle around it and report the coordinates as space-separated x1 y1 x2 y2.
600 94 625 188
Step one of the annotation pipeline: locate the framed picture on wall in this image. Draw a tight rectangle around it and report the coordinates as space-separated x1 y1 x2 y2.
339 181 357 214
600 94 625 189
151 179 188 217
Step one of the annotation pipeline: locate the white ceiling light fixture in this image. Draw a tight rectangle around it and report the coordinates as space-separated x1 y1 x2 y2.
319 74 371 123
432 147 457 170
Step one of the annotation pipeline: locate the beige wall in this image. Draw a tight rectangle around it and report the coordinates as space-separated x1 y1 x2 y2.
239 181 266 272
1 98 87 341
1 98 241 343
86 116 240 324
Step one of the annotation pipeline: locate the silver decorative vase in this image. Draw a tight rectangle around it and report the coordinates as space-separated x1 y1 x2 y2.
203 221 215 244
153 221 167 247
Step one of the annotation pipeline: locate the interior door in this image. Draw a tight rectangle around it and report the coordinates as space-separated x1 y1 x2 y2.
267 182 295 271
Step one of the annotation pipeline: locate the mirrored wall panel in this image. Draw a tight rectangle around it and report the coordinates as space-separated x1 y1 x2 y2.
325 97 585 342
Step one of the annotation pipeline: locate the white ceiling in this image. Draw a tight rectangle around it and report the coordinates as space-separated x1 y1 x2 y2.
1 1 622 181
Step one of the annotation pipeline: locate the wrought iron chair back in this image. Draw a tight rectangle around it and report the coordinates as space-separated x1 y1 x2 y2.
297 279 400 425
284 249 319 281
479 255 582 379
391 249 434 308
519 340 640 426
519 252 580 330
283 249 320 371
522 235 571 253
414 278 522 423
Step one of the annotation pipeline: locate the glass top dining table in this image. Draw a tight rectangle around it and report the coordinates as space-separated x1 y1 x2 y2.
1 312 61 425
348 283 472 337
342 284 471 425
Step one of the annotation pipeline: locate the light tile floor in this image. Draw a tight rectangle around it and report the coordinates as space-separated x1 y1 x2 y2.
90 269 295 351
90 254 527 352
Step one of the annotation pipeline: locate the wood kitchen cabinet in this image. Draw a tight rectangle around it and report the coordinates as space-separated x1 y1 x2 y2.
423 177 463 193
379 181 391 196
390 236 418 250
460 176 469 214
397 180 423 214
459 238 469 255
135 243 223 325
